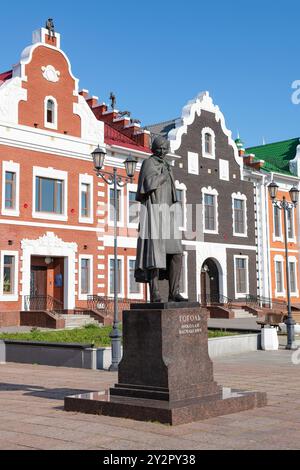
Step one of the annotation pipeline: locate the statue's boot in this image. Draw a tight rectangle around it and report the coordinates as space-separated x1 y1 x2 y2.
168 254 188 302
149 270 161 303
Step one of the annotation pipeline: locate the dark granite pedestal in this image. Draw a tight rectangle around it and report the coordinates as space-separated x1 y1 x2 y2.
64 303 267 425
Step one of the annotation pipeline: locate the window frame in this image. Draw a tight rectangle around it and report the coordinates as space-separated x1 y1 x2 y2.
127 256 143 299
201 127 216 160
127 183 139 229
44 96 58 130
202 187 219 235
232 193 248 238
79 174 94 224
274 255 285 297
175 181 187 231
273 205 283 241
234 255 249 299
0 250 19 301
108 185 124 228
78 255 93 300
32 167 68 221
288 256 299 297
1 161 20 217
179 251 188 298
287 208 296 242
108 255 124 298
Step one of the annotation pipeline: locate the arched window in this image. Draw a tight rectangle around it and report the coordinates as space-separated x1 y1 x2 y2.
44 96 57 129
201 127 215 159
205 133 212 155
47 99 55 124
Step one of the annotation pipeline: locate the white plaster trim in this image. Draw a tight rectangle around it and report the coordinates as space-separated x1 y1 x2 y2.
201 127 216 160
32 166 68 221
79 174 94 224
127 183 139 229
21 232 77 309
127 256 143 299
274 255 285 297
78 255 93 300
0 250 19 301
44 96 58 130
287 208 296 243
1 160 20 217
232 192 248 238
196 246 226 302
187 151 199 175
108 255 124 298
202 186 219 235
168 91 243 178
42 65 60 83
233 255 249 299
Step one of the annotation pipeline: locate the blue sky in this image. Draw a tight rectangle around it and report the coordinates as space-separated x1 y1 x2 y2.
1 0 300 147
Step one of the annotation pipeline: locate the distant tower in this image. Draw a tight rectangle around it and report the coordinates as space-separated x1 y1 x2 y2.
235 136 245 157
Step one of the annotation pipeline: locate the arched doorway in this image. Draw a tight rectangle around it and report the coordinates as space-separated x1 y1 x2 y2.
201 258 220 305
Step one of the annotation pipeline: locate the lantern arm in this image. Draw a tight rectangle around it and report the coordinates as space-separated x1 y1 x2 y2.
272 199 295 210
95 169 132 187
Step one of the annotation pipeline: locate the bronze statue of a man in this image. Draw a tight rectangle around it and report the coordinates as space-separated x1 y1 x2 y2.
135 136 187 303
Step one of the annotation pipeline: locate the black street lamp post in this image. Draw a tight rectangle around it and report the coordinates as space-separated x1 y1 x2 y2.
92 146 137 370
268 181 300 350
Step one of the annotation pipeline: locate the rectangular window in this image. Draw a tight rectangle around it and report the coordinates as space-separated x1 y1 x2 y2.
110 188 121 223
110 259 122 295
35 177 63 214
3 255 15 295
234 199 245 234
129 259 139 294
128 191 139 225
287 209 294 239
5 172 16 209
204 194 216 231
275 261 284 293
81 183 90 218
235 258 247 295
289 262 297 293
274 206 281 238
80 258 91 295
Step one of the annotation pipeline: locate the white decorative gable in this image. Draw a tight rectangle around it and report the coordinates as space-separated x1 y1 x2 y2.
168 91 243 177
21 231 77 252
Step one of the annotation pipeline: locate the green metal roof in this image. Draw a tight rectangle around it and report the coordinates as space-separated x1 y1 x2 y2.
246 138 299 175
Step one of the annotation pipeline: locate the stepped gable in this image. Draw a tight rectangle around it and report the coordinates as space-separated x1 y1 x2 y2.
80 91 151 152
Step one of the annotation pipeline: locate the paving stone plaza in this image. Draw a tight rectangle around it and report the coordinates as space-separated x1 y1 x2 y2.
0 349 299 450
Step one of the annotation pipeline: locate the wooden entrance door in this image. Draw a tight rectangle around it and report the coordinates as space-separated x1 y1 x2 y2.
30 266 47 310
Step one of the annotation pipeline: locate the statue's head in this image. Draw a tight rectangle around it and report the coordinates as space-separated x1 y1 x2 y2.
151 136 170 158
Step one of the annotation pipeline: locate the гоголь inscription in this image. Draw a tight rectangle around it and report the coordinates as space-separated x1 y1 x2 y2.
179 313 202 335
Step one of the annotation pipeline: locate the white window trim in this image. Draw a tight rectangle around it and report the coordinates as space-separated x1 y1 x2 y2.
0 250 19 301
234 255 249 299
108 255 124 298
288 256 299 297
79 174 94 224
273 206 283 242
202 186 219 235
127 256 143 299
44 96 58 130
287 208 296 243
232 192 248 238
274 255 286 297
202 127 216 160
108 184 124 228
78 255 93 301
180 251 188 298
175 181 187 231
32 166 68 221
1 161 20 217
127 183 139 229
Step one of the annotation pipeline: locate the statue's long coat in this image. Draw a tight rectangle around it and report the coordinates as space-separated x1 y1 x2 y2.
134 156 183 283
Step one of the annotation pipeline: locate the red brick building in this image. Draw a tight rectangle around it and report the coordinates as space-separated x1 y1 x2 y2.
0 26 150 325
